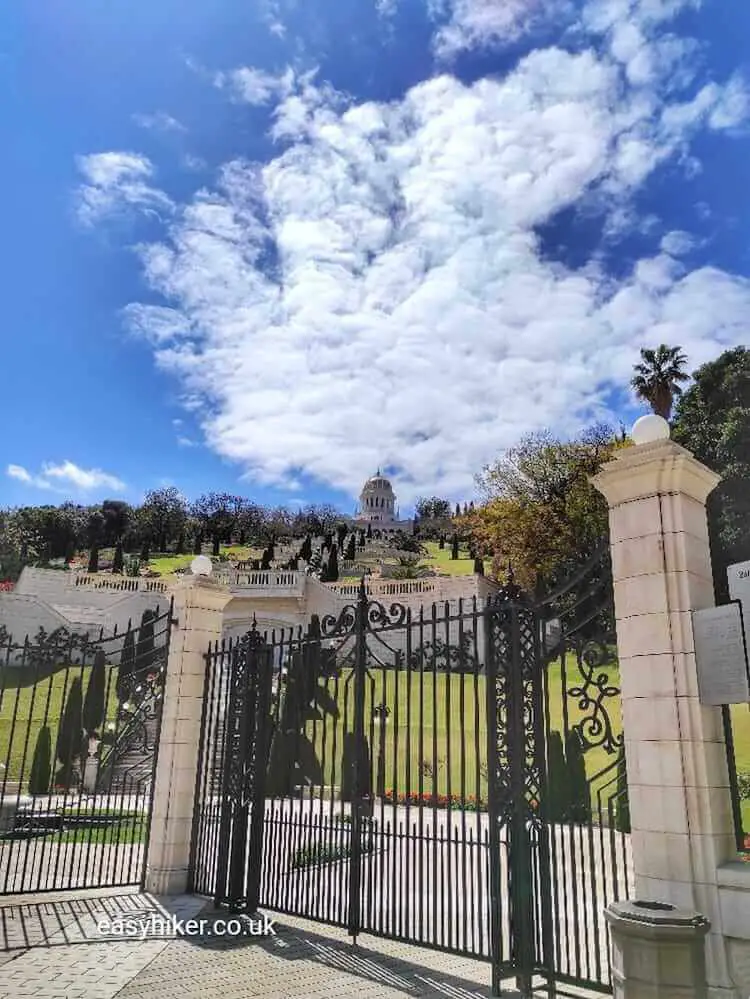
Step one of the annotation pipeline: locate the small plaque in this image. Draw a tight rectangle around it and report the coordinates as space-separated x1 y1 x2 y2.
693 603 750 706
728 560 750 653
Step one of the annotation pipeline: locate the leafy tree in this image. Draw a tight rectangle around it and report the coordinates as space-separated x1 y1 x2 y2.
192 493 235 557
56 677 83 786
470 426 627 591
140 487 188 552
565 731 591 824
101 500 131 550
630 344 689 420
9 505 83 565
83 649 107 737
29 725 52 795
415 496 452 520
672 347 750 601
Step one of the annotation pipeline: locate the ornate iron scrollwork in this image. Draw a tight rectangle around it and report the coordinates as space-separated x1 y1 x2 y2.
567 637 623 755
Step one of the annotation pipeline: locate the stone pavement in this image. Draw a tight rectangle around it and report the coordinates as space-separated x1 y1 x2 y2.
0 890 600 999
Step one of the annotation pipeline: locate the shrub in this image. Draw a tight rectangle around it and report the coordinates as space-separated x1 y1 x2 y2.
737 772 750 799
543 731 568 822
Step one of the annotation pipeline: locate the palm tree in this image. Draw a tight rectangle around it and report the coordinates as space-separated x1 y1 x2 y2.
631 344 689 420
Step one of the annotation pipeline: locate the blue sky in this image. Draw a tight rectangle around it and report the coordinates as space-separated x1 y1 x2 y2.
2 0 749 515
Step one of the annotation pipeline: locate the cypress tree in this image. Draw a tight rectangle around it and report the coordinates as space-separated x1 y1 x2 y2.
56 677 83 786
193 531 202 555
261 549 272 570
139 540 150 564
327 544 339 583
544 731 568 822
118 629 136 699
473 557 484 576
614 744 631 833
87 547 99 574
29 725 52 795
565 730 591 824
366 523 372 540
83 649 107 737
112 543 125 574
336 524 347 549
358 530 365 548
345 534 356 561
300 535 312 562
439 536 445 549
451 534 459 560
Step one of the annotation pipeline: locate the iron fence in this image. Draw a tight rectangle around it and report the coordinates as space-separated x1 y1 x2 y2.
192 548 630 997
0 600 173 893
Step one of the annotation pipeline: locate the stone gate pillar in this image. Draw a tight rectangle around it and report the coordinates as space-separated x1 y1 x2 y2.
593 419 740 998
145 571 232 895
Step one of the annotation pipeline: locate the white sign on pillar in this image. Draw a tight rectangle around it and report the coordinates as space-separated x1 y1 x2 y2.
728 559 750 653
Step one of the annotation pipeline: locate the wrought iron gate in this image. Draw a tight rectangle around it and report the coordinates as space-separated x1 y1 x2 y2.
192 550 630 996
0 600 172 893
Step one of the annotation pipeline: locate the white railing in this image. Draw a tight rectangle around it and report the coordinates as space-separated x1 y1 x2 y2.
73 575 169 593
214 570 306 593
328 579 439 598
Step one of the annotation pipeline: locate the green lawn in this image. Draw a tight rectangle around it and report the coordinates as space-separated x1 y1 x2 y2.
148 545 260 578
730 704 750 773
422 541 478 577
0 664 121 786
297 662 750 828
301 658 624 806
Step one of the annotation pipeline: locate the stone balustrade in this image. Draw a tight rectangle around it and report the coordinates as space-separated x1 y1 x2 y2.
73 574 170 594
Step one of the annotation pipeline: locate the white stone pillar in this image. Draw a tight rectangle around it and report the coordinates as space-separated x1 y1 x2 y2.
144 573 232 895
593 427 740 998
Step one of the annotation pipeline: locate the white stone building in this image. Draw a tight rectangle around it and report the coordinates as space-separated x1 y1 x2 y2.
353 471 412 532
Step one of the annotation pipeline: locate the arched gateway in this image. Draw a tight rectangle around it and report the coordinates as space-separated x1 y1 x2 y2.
191 548 630 998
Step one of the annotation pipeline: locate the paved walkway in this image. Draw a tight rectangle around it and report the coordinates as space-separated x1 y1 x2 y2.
0 890 600 999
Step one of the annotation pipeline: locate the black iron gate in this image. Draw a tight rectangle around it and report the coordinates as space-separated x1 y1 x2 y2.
0 600 173 893
192 550 630 995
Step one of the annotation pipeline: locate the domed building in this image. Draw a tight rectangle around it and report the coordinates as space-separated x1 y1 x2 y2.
354 470 412 531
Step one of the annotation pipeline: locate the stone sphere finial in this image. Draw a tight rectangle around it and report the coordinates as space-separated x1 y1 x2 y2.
631 414 670 445
190 554 213 576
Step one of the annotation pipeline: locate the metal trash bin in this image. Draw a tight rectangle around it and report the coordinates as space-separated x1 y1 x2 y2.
605 900 711 999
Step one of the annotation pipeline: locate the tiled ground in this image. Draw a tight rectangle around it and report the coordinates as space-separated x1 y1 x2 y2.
0 892 600 999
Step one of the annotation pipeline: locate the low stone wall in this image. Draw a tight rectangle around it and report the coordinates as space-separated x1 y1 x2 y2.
718 863 750 995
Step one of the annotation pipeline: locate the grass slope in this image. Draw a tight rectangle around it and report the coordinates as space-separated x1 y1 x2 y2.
0 665 120 785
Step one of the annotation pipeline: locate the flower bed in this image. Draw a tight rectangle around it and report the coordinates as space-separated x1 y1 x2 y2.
383 790 488 811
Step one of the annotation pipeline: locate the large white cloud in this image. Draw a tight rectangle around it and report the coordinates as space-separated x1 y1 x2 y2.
79 4 750 504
